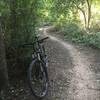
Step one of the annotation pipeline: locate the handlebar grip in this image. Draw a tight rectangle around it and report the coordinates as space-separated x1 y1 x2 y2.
39 37 49 43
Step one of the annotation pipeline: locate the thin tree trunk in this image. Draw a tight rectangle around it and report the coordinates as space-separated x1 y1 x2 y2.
0 18 8 92
10 0 17 45
86 0 92 29
77 6 87 29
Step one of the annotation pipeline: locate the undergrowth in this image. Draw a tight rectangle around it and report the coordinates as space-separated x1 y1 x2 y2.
62 22 100 48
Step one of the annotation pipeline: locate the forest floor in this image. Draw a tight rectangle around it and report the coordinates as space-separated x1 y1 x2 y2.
6 27 100 100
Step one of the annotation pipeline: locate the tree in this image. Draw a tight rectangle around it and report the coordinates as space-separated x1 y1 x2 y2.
76 0 92 29
86 0 92 29
0 17 8 98
49 0 95 29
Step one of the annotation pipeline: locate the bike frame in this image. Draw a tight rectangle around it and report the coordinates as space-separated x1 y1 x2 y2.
32 37 46 63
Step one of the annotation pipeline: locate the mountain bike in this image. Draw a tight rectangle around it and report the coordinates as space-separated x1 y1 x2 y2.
23 36 49 98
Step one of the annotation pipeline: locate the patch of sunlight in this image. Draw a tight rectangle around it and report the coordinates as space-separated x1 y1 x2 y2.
44 11 49 17
39 28 43 31
92 4 100 14
60 14 64 19
79 11 84 21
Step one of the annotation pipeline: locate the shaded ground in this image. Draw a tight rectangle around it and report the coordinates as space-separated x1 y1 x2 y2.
5 28 100 100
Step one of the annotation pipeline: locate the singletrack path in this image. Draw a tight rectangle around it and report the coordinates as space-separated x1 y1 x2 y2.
6 27 100 100
43 28 100 100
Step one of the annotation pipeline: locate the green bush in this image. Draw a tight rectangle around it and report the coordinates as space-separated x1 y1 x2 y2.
63 22 100 48
90 21 100 32
64 22 85 42
64 22 80 34
88 32 100 48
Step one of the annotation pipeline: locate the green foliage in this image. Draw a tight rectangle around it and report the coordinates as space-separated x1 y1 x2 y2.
90 21 100 32
64 22 100 48
0 0 40 79
49 0 85 25
64 22 84 42
0 0 100 80
87 32 100 48
63 22 80 34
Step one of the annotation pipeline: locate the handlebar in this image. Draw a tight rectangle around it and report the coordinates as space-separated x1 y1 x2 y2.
20 37 49 47
39 37 49 43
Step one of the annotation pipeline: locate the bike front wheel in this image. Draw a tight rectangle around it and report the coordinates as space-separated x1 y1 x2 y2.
28 59 48 98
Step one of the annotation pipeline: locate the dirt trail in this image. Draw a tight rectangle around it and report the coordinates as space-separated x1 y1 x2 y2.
6 28 100 100
43 28 100 100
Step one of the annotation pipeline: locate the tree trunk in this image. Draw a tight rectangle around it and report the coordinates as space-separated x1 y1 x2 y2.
86 0 92 29
77 6 87 29
0 18 8 92
10 0 17 45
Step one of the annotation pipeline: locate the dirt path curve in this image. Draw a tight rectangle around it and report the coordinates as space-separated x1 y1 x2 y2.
42 27 100 100
5 27 100 100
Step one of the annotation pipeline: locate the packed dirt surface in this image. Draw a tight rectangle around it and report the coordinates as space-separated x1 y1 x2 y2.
44 28 100 100
6 27 100 100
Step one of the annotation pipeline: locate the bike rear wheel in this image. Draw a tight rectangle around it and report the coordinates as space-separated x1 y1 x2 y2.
28 59 48 98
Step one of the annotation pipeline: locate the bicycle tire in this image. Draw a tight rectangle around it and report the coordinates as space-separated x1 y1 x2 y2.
28 59 48 98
